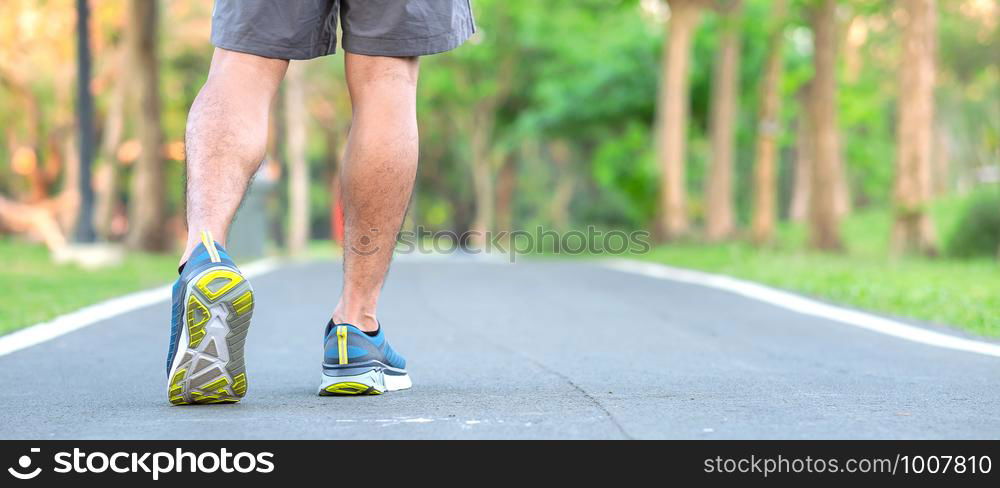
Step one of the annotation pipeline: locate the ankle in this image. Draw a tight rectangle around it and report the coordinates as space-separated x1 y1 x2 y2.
332 304 379 332
179 229 226 265
178 246 195 267
333 290 381 329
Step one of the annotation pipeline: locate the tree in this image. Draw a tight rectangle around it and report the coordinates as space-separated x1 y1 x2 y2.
495 153 518 232
125 0 168 251
789 84 813 222
94 47 127 241
466 51 515 247
307 84 348 244
418 0 525 246
705 0 742 242
891 0 938 256
547 140 575 230
807 0 843 251
73 0 96 243
750 0 787 245
656 0 704 240
285 62 309 256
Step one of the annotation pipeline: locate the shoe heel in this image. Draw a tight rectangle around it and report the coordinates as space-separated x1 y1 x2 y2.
168 266 253 405
318 369 385 396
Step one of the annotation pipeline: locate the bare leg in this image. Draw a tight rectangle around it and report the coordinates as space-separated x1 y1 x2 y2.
181 48 288 264
332 53 420 331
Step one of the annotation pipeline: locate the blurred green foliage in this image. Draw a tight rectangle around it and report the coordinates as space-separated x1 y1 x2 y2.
0 0 995 242
946 187 1000 258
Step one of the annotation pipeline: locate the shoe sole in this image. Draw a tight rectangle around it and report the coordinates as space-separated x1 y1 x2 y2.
167 266 253 405
318 364 412 396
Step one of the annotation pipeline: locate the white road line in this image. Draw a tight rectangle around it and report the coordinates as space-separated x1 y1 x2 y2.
604 258 1000 359
0 257 283 358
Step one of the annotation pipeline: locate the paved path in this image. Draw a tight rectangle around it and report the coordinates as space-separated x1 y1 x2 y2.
1 258 997 439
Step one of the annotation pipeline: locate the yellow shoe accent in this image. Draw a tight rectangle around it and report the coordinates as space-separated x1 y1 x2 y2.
232 290 253 316
186 295 209 347
324 382 382 395
192 392 219 402
337 326 348 365
200 231 221 263
170 370 186 388
196 269 243 301
232 373 247 396
187 392 239 404
203 398 240 404
168 369 187 404
201 377 230 394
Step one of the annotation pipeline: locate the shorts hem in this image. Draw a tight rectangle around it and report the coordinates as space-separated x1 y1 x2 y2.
341 23 474 57
212 32 336 61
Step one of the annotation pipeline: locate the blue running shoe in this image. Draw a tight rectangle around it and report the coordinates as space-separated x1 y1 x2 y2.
166 231 254 405
319 322 411 395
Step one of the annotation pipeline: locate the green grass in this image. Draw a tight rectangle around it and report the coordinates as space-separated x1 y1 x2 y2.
0 239 178 335
0 237 337 336
634 195 1000 337
640 244 998 337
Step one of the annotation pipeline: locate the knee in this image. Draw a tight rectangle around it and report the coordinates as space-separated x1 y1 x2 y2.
206 48 289 91
346 53 420 94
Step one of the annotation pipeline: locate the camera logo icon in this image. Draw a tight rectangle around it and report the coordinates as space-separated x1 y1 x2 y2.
8 448 41 480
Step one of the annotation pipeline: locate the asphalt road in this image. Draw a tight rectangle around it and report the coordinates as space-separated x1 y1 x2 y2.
1 257 998 439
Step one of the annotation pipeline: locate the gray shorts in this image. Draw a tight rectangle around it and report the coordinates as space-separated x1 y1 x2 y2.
211 0 475 60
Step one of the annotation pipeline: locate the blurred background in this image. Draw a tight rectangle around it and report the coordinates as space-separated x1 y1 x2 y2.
0 0 997 336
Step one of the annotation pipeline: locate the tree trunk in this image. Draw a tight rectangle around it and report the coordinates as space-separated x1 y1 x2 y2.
74 0 97 243
835 12 853 219
789 109 813 222
656 0 702 240
931 123 950 196
461 49 514 248
705 0 742 242
495 153 518 232
468 112 495 248
125 0 168 251
94 52 127 241
750 0 786 245
285 62 309 256
548 140 575 231
891 0 938 256
807 0 843 251
57 132 80 236
834 153 851 218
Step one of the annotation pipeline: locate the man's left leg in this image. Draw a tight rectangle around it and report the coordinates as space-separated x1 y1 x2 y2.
167 49 288 405
316 0 474 395
335 53 420 331
319 53 419 395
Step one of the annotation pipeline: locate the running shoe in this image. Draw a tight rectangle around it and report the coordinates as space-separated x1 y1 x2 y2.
319 322 411 395
166 231 254 405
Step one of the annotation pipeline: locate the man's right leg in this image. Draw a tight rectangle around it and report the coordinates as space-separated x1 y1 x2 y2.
166 48 286 405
